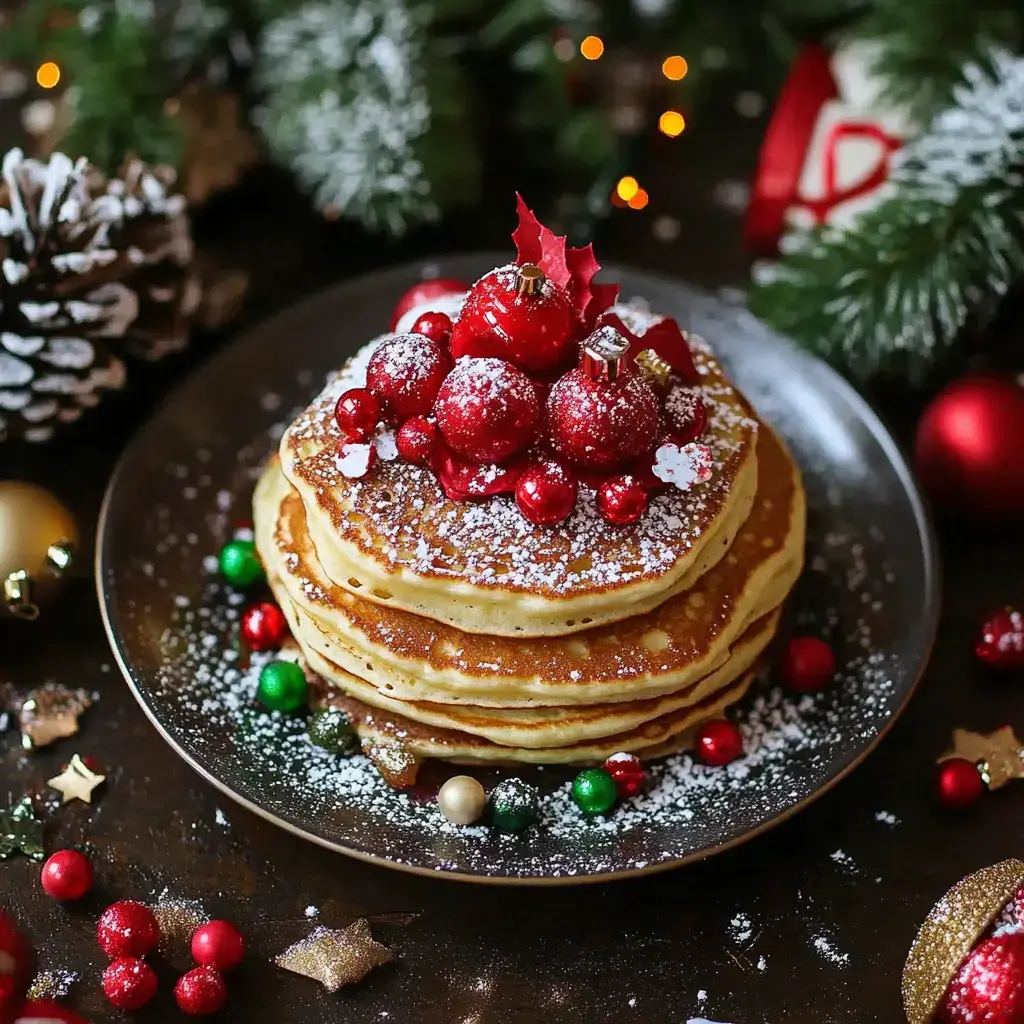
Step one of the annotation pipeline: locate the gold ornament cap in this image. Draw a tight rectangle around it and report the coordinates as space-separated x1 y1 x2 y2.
582 326 630 382
903 858 1024 1024
634 348 671 390
515 263 545 296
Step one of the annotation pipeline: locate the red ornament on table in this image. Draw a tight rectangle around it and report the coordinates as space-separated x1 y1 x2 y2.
97 900 161 959
937 930 1024 1024
366 334 451 421
410 311 453 347
39 849 93 901
976 608 1024 670
603 752 646 797
695 719 744 766
14 999 90 1024
515 461 578 525
389 278 467 332
664 386 708 445
191 921 245 972
175 967 227 1016
781 636 836 692
597 475 649 526
396 416 439 466
102 958 158 1010
935 758 984 810
334 387 381 442
240 601 288 652
434 357 541 463
0 911 34 1024
914 376 1024 521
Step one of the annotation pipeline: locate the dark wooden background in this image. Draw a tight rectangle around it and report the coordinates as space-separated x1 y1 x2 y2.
2 84 1024 1024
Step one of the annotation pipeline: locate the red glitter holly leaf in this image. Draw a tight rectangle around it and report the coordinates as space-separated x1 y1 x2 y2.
435 449 527 502
600 311 699 384
513 193 569 290
584 281 620 329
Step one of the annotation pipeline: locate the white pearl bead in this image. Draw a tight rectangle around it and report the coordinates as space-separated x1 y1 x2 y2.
437 775 486 825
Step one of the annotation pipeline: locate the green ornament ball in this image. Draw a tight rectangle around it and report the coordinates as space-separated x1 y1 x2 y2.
257 659 308 712
219 538 264 587
489 777 539 833
308 707 359 755
571 767 618 816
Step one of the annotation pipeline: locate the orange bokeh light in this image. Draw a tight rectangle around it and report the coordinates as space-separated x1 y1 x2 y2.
628 188 649 210
36 62 60 89
662 55 688 81
658 110 686 137
615 175 639 202
580 35 604 60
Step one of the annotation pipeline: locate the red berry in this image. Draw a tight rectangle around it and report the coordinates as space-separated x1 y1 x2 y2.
976 608 1024 669
0 909 35 1014
240 601 288 651
603 752 646 797
390 278 466 332
664 386 707 444
434 357 541 463
396 416 439 465
411 312 453 346
102 958 158 1010
515 461 578 525
175 967 227 1016
695 719 744 766
450 264 579 375
191 920 245 972
597 474 649 525
15 999 90 1024
334 387 381 442
938 930 1024 1024
366 334 451 420
97 900 161 959
781 636 836 692
40 849 93 901
935 758 984 810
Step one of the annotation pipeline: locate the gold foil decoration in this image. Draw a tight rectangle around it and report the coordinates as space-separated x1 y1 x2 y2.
634 348 671 390
10 684 92 750
940 726 1024 789
151 891 209 968
47 753 106 804
274 920 393 992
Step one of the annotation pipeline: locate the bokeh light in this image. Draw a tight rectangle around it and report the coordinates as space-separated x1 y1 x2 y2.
628 188 649 210
658 110 686 137
580 35 604 60
615 176 639 202
662 55 688 81
36 62 60 89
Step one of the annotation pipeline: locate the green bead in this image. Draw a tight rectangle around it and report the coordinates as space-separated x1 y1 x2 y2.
571 767 618 816
308 707 359 755
219 539 264 587
489 777 538 833
257 660 308 712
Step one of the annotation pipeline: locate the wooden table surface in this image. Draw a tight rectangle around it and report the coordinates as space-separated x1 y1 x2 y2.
3 97 1023 1024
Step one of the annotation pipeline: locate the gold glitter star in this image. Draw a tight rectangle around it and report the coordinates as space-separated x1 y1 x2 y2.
634 348 671 389
274 920 393 992
941 726 1024 789
47 754 106 804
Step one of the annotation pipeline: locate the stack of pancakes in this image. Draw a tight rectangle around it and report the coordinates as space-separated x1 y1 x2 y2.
253 307 806 776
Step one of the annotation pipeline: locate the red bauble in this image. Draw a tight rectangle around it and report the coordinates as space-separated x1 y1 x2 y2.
515 461 578 525
334 387 381 442
97 901 161 959
603 752 646 797
914 376 1024 521
39 849 93 901
411 312 453 347
664 386 708 445
597 475 649 525
396 416 439 466
14 999 90 1024
366 334 452 421
450 265 579 375
547 368 660 471
0 910 34 1024
434 358 541 463
695 719 744 766
175 967 227 1016
389 278 467 332
938 931 1024 1024
976 608 1024 669
102 958 158 1010
935 758 984 810
240 601 288 652
781 636 836 692
191 921 245 972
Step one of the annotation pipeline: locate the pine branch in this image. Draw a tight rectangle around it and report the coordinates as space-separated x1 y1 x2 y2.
748 50 1024 385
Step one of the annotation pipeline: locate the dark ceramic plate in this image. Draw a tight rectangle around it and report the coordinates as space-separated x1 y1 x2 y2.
96 255 940 884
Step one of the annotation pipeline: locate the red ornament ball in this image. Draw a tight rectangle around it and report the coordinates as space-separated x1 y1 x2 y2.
334 387 381 442
597 474 649 526
603 752 646 797
411 311 453 347
664 386 708 445
515 461 578 525
175 967 227 1016
938 930 1024 1024
695 718 743 766
14 1000 90 1024
97 900 161 959
389 278 466 332
102 958 158 1011
366 334 451 421
39 850 93 902
935 758 984 810
450 265 579 375
191 920 245 972
781 636 835 692
0 910 35 1022
434 357 541 463
976 608 1024 670
914 375 1024 521
396 416 439 466
548 367 660 471
240 601 288 652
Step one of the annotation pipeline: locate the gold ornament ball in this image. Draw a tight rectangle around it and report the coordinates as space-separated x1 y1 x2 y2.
0 481 78 620
437 775 487 825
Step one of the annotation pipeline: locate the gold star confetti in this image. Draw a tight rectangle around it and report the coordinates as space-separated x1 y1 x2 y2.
11 684 92 750
47 754 106 804
0 796 44 860
274 920 393 992
634 348 671 390
941 726 1024 789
